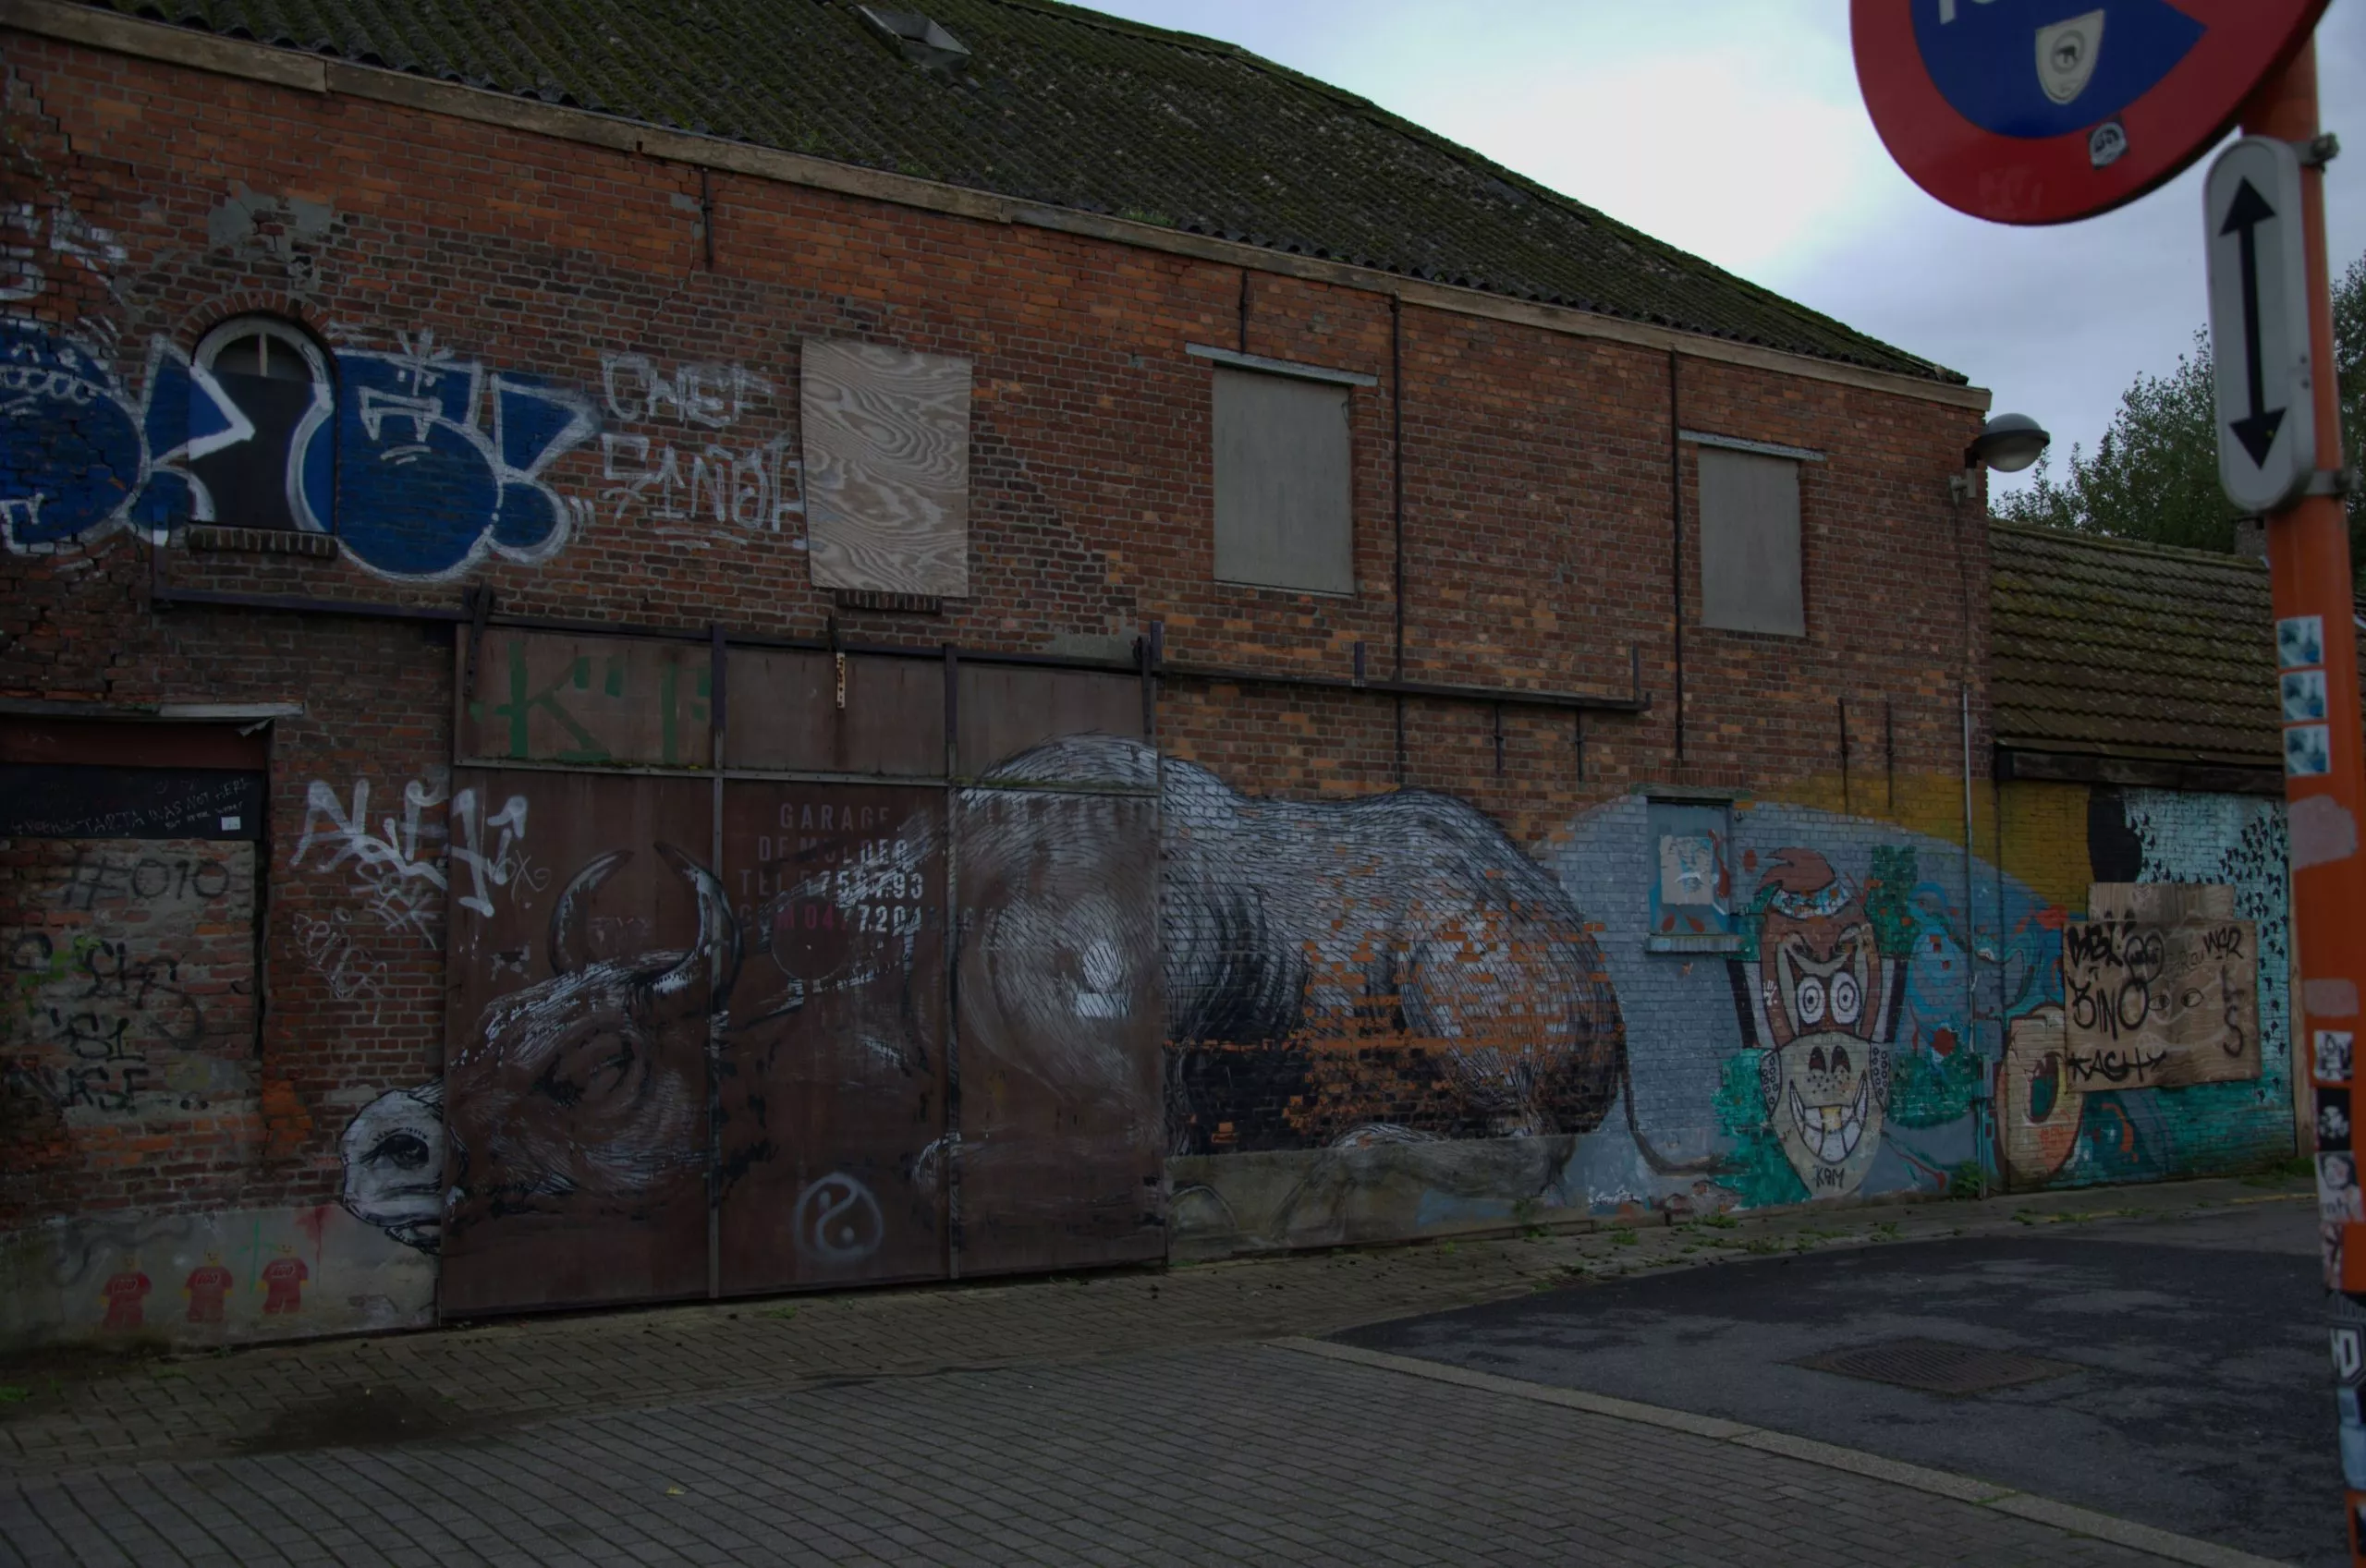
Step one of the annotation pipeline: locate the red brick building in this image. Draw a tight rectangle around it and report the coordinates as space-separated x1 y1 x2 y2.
2 0 2036 1350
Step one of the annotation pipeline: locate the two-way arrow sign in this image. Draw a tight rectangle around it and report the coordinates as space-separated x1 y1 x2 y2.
2206 136 2316 512
2221 176 2286 467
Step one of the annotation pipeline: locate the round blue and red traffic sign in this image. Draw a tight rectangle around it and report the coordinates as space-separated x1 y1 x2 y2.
1853 1 2328 225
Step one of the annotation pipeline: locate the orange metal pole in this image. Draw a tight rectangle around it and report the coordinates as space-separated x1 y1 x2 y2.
2240 37 2366 1563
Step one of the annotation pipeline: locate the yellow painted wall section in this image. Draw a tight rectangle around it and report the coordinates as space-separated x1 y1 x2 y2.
1996 781 2093 913
1758 769 1999 869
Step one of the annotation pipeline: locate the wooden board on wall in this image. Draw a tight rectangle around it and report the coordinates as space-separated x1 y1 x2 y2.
801 340 970 600
2062 883 2261 1090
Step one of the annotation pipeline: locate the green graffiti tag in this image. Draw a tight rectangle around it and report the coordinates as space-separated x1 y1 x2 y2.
471 639 713 765
1888 1044 1982 1129
1712 1050 1809 1207
489 641 611 762
1863 845 1919 957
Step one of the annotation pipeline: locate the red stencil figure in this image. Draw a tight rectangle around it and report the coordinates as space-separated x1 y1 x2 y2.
258 1251 308 1315
184 1258 233 1325
100 1268 151 1331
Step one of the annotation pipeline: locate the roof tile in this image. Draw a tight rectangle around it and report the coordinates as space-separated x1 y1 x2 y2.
1989 522 2290 768
75 0 1961 383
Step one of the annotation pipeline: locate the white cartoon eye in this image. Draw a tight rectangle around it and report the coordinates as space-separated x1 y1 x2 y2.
1831 970 1861 1027
1795 976 1827 1027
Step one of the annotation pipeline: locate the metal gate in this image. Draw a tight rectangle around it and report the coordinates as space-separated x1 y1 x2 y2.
440 630 1160 1316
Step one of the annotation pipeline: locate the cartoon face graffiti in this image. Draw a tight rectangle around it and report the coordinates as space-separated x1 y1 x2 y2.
1998 1004 2083 1188
1732 850 1903 1197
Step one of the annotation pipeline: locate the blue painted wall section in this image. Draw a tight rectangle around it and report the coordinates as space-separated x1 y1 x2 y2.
1547 799 2018 1219
1540 787 2292 1221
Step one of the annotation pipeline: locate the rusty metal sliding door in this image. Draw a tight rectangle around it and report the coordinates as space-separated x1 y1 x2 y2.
441 631 1163 1315
949 666 1165 1275
715 648 950 1295
441 631 722 1316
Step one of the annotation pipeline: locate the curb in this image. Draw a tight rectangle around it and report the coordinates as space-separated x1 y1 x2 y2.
1269 1338 2293 1568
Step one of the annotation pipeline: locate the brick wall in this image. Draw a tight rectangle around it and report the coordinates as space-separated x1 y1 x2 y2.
1 29 2026 1341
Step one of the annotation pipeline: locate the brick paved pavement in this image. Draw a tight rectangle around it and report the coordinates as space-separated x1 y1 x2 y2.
0 1176 2307 1565
0 1175 2303 1476
1 1343 2213 1567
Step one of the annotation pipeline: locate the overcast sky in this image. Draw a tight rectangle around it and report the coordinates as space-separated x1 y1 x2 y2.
1092 1 2366 501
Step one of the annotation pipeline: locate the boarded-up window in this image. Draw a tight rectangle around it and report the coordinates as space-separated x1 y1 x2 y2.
0 718 267 1219
801 340 970 599
1699 447 1804 637
1213 367 1353 595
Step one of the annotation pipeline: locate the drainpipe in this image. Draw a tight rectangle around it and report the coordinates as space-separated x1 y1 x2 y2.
1962 677 1981 1174
1392 295 1408 784
1668 352 1685 768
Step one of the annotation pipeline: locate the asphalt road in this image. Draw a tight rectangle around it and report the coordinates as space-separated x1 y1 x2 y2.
1340 1196 2332 1567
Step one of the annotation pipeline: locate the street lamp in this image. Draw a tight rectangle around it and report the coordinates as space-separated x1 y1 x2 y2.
1949 413 2051 500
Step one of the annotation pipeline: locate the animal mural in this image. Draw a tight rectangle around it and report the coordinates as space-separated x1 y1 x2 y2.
941 735 1633 1164
335 761 2299 1270
343 823 921 1270
336 1082 445 1252
339 735 1661 1262
445 844 734 1235
345 845 742 1252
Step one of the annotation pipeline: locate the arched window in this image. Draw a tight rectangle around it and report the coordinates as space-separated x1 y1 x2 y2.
189 317 334 533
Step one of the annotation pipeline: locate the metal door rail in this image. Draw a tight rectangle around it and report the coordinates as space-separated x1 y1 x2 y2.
151 587 1653 718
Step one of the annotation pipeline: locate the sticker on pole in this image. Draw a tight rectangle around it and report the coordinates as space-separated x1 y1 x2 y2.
2207 136 2316 512
1852 2 2328 225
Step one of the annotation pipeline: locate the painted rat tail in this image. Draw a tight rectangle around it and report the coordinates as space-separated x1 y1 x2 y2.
1621 1054 1727 1176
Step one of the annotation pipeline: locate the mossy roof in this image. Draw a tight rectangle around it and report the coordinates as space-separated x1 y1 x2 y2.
78 0 1963 383
1990 522 2289 768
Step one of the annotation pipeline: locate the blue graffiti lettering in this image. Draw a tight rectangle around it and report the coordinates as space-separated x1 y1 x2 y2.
0 324 250 552
2 318 596 578
298 332 598 579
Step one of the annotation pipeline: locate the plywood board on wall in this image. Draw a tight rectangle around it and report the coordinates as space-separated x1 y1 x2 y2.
801 340 970 599
2088 882 2237 923
2061 883 2261 1089
1211 368 1353 595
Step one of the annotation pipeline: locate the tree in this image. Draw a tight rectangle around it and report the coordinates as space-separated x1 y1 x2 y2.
1994 249 2366 569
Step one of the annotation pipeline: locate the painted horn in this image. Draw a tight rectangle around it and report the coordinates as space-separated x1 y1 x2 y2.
548 849 632 975
647 843 741 1002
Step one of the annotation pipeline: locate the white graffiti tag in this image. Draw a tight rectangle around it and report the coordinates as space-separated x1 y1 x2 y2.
291 776 536 930
1 199 128 306
291 909 388 1003
450 788 536 918
790 1172 885 1264
597 353 801 534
